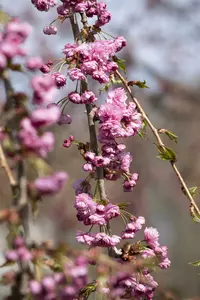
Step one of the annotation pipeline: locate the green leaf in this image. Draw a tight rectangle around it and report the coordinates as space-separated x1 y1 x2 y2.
138 119 147 138
49 262 63 272
0 10 11 26
118 202 130 210
113 56 126 73
111 77 122 85
79 282 97 299
158 129 178 143
128 80 149 89
100 82 111 93
189 260 200 267
182 186 200 198
9 64 23 72
190 205 200 223
156 145 177 162
165 130 178 143
189 187 198 197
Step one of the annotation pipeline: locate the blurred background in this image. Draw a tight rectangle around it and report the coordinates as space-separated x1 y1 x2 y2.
1 0 200 299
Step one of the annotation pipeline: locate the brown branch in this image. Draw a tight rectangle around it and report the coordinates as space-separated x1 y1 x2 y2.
116 70 200 216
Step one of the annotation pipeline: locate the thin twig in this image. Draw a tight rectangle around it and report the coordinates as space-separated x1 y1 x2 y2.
17 159 29 241
116 70 200 216
0 144 16 187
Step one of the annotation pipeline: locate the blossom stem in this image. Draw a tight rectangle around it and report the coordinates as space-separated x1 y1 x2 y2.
116 70 200 216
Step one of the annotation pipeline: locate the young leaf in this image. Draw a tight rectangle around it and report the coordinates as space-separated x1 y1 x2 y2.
111 77 122 85
189 187 199 197
9 64 23 72
189 260 200 267
138 119 147 139
190 205 200 223
0 10 11 26
99 81 111 93
118 202 131 210
128 80 149 89
165 130 178 143
79 282 97 299
113 56 126 73
156 145 177 162
158 129 178 143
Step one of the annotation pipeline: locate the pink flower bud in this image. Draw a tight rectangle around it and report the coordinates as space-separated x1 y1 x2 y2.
57 114 72 125
51 72 66 88
68 92 81 104
29 280 42 295
5 250 18 261
41 276 55 292
26 56 43 71
43 25 57 35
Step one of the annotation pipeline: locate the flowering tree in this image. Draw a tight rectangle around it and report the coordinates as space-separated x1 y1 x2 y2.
0 1 199 299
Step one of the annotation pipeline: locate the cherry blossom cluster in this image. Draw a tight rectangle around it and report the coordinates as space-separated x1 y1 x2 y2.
57 0 111 28
63 37 126 84
97 87 141 190
73 179 170 299
5 236 32 263
0 18 32 70
4 236 89 300
75 193 120 226
143 227 171 269
18 73 68 194
34 0 111 34
97 88 142 141
75 192 121 247
108 271 158 299
68 88 141 190
0 19 68 205
40 37 127 101
100 224 170 299
33 171 68 196
29 256 89 300
31 0 57 12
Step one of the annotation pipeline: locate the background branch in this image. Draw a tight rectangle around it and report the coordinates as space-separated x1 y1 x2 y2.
2 72 29 240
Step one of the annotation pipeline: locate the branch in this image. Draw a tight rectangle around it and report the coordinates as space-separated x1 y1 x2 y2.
2 71 29 240
69 14 107 201
116 70 200 216
17 159 29 241
2 69 15 111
